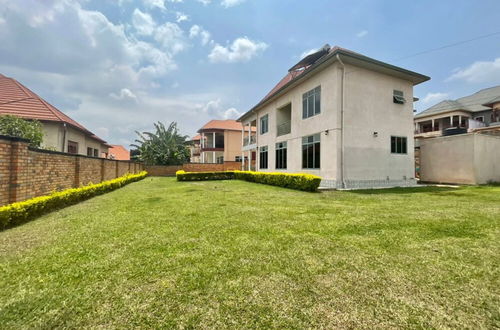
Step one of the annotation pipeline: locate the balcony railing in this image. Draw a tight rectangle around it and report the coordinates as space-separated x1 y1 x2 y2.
277 121 291 136
243 135 256 146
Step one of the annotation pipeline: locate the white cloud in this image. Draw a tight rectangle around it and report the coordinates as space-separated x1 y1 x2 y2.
132 8 156 36
421 92 449 105
221 0 245 8
447 57 500 84
300 48 317 59
110 88 138 102
197 0 211 5
143 0 166 10
223 107 241 119
154 22 187 54
208 37 268 63
189 25 211 46
175 12 189 23
356 30 368 38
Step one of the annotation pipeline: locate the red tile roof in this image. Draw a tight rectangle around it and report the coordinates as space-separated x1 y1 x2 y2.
0 73 107 144
198 119 247 132
108 145 130 160
191 134 201 141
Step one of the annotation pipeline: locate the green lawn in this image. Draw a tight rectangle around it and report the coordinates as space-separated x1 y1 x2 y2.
0 178 499 328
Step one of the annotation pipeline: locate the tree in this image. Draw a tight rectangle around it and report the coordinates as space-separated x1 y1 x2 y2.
0 115 43 147
131 121 190 165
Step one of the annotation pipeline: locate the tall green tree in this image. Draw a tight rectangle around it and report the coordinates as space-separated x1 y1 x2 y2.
0 115 43 147
131 121 190 165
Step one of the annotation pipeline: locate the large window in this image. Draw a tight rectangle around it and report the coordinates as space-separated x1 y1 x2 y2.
302 86 321 119
275 141 287 169
259 146 268 169
87 147 93 157
68 141 78 154
391 136 407 154
260 114 269 134
302 134 320 169
93 149 99 157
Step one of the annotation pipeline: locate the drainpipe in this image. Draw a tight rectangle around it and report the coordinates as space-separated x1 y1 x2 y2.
336 54 346 188
62 123 67 152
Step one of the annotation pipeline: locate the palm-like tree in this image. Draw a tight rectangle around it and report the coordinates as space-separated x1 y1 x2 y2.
131 121 190 165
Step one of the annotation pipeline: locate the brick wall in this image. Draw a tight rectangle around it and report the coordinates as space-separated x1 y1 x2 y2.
145 161 242 176
0 136 144 206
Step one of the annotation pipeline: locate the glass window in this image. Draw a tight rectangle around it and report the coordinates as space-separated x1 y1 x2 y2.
275 142 287 169
391 136 407 154
260 114 269 134
393 90 406 104
259 146 268 169
87 147 93 157
302 134 320 169
68 141 78 154
302 86 321 119
93 149 99 157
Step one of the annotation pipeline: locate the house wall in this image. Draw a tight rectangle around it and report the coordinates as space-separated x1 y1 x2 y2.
0 136 143 206
144 161 242 176
40 121 108 157
420 133 500 184
224 130 243 162
249 61 417 188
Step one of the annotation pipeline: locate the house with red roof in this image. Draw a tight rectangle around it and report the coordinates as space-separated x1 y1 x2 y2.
238 45 430 188
0 73 109 157
108 145 130 160
197 119 254 164
188 134 201 163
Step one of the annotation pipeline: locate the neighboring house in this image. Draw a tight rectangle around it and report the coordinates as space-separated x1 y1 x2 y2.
189 134 201 163
414 85 500 138
108 145 130 160
0 73 109 156
238 44 430 188
198 120 252 164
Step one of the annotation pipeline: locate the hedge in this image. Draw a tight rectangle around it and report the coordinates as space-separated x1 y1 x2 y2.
176 170 321 192
0 171 148 230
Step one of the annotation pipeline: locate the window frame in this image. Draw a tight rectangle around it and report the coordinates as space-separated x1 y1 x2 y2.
302 133 320 169
390 136 408 154
260 114 269 135
93 148 99 157
87 147 93 157
275 141 287 169
474 116 484 122
393 90 406 104
67 140 78 154
302 86 321 119
259 145 268 169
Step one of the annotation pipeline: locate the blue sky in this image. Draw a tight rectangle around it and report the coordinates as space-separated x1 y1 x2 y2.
0 0 499 146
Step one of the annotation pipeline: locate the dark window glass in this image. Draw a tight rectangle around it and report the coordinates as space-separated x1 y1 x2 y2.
391 136 407 154
93 149 99 157
275 142 287 169
302 86 321 119
68 141 78 154
260 146 268 169
260 115 269 134
87 147 93 156
302 134 320 169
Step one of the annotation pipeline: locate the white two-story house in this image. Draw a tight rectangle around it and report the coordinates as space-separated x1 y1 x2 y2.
238 45 430 189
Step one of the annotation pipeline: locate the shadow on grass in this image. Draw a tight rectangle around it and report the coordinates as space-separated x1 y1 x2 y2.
347 186 461 195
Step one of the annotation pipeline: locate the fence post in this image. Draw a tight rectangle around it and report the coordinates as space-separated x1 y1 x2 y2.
101 158 105 182
115 160 119 178
74 156 81 187
8 139 29 204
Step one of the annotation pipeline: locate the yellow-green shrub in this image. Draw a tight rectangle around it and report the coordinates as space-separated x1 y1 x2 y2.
0 171 148 230
176 170 321 192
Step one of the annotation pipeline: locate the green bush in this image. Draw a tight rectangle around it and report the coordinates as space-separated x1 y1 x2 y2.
0 171 148 230
176 170 321 192
0 115 44 147
176 170 235 181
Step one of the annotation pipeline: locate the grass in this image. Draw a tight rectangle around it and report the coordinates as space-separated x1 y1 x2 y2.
0 178 499 328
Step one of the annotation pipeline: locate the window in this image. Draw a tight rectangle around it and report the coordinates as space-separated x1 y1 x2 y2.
68 141 78 154
216 156 224 164
393 90 406 104
302 134 320 169
260 114 269 134
259 146 268 169
302 86 321 119
93 149 99 157
475 116 484 122
235 156 242 162
391 136 407 154
87 147 93 157
275 141 287 169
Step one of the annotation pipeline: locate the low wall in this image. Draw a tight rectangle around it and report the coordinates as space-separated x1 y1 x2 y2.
0 136 144 206
145 161 242 177
420 133 500 184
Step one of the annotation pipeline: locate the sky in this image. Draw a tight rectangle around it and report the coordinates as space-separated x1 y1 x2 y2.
0 0 499 147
